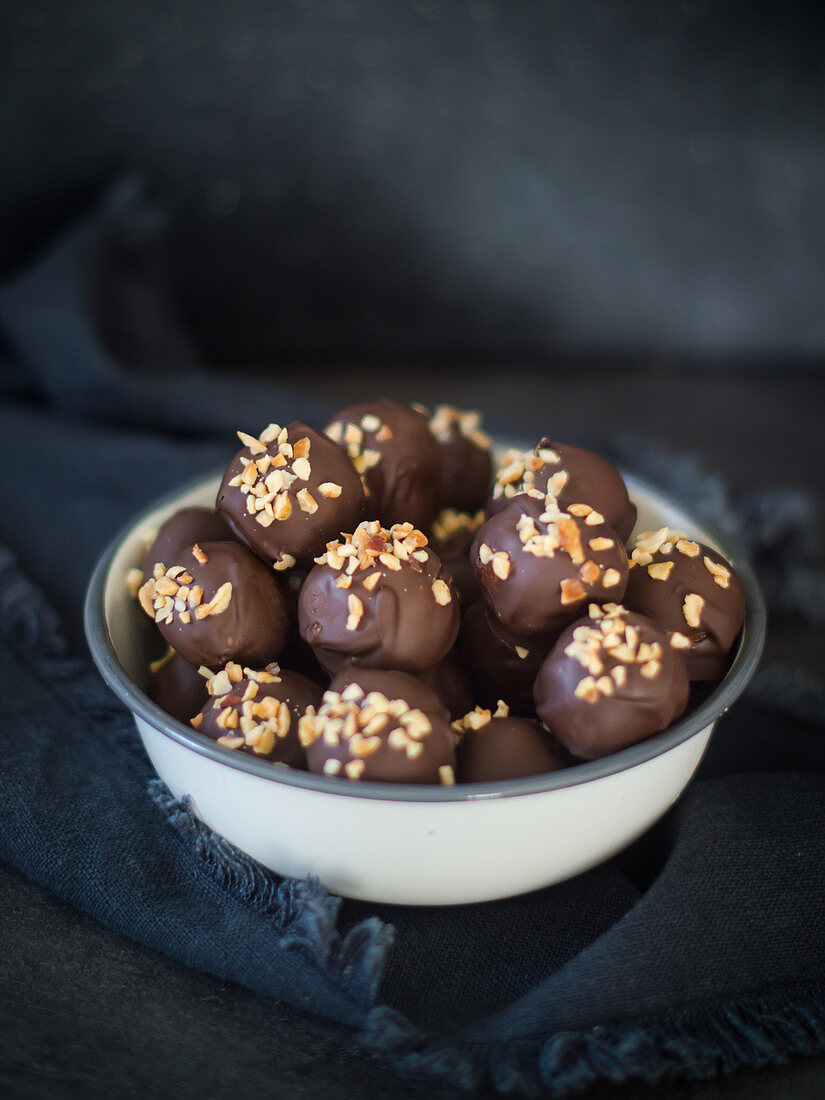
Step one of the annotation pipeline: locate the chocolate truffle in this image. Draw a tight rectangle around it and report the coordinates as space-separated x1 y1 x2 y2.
298 520 459 676
533 603 689 760
429 508 485 609
138 541 291 669
300 669 456 784
142 507 235 578
429 405 493 512
325 398 443 529
420 651 474 720
490 441 637 541
454 702 566 783
191 661 321 767
217 421 366 570
458 599 548 714
472 495 629 641
624 527 746 680
146 649 209 725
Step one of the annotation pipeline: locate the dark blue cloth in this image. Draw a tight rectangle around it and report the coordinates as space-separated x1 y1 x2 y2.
2 188 825 1098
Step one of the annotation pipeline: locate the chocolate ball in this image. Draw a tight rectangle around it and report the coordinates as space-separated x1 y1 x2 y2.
429 508 485 609
420 651 474 720
325 398 443 529
534 604 689 760
428 405 493 512
300 669 456 784
458 599 548 715
191 661 321 767
146 650 208 725
298 520 459 676
472 496 629 641
138 541 291 669
454 703 566 783
217 420 366 570
624 527 746 680
142 507 235 578
489 441 637 541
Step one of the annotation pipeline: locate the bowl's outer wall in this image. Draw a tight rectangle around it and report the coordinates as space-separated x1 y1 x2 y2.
138 713 713 905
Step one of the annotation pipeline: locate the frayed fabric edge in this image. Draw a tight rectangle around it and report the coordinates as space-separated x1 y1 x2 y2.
148 780 393 1010
359 990 825 1097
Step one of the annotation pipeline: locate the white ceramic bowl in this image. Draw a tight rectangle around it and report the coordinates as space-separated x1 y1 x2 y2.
85 467 765 906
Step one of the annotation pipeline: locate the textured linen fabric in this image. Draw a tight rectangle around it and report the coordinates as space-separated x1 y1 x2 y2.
1 191 825 1098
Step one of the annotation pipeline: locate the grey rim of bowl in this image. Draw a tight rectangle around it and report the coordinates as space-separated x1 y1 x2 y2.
85 467 766 803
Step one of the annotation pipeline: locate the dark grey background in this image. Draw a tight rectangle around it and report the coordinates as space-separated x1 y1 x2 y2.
2 0 825 365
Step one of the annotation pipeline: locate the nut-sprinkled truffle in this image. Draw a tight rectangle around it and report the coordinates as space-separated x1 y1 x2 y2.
138 541 291 669
146 649 209 725
429 508 485 609
429 405 493 513
489 441 637 541
458 599 548 715
217 421 366 570
191 661 321 767
298 520 459 676
300 669 456 784
454 702 566 783
472 495 629 641
325 398 443 529
420 650 474 720
534 604 689 760
624 527 746 680
142 507 235 579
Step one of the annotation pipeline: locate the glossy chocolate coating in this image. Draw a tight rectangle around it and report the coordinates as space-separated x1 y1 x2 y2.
298 521 459 676
458 599 548 714
455 710 566 783
472 497 629 640
534 605 689 760
142 507 234 577
325 398 443 529
141 541 291 669
489 441 637 541
420 651 474 720
429 508 484 610
192 662 320 767
429 405 493 513
624 528 746 680
302 669 456 784
146 651 208 725
217 421 366 569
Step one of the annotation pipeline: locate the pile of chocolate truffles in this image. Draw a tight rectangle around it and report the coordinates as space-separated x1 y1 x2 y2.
133 398 746 786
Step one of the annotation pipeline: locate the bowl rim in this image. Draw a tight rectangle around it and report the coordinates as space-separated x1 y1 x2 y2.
84 466 766 803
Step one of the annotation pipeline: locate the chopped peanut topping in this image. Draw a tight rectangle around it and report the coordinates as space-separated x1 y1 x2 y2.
683 593 705 628
704 555 731 588
314 521 430 581
429 405 491 451
138 562 232 627
563 604 669 702
492 439 562 503
431 579 453 605
346 593 364 631
431 508 485 543
298 687 436 777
